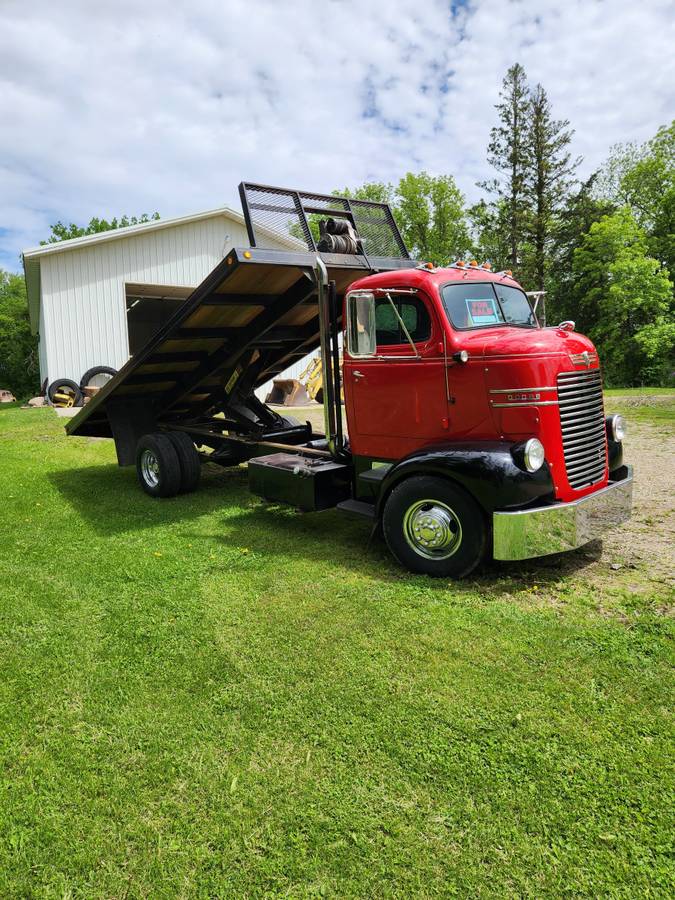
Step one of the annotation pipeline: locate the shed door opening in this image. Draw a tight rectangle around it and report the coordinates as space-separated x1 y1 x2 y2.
125 283 194 356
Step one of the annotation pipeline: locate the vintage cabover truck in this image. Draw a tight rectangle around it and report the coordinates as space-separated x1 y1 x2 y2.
67 183 632 577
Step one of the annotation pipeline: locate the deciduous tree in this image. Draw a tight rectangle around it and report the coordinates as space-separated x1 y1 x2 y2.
395 172 470 264
547 175 615 324
43 212 160 245
339 174 471 264
572 208 673 385
0 270 38 398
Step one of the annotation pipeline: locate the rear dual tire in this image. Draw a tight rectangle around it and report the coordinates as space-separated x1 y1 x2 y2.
166 431 201 493
135 432 201 498
383 476 486 578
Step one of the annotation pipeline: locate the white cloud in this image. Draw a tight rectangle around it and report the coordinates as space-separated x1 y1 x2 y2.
1 0 673 270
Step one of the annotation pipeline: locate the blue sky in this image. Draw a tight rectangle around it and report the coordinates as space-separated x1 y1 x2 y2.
1 0 674 273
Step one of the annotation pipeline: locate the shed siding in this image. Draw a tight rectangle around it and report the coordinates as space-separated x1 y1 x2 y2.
38 215 254 385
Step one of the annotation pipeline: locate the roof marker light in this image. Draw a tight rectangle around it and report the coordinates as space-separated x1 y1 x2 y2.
469 260 478 267
482 262 492 270
456 260 465 267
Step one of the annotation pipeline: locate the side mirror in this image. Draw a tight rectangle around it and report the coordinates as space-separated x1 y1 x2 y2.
345 291 377 357
557 320 575 332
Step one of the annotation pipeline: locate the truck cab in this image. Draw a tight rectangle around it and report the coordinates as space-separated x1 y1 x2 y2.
338 261 631 575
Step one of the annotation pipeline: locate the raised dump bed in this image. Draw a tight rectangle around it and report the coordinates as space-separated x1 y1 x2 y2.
66 184 412 466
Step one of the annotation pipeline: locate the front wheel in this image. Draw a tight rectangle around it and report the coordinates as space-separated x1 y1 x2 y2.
382 476 486 578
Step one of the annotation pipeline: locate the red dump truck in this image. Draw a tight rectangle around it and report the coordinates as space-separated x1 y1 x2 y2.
66 183 632 577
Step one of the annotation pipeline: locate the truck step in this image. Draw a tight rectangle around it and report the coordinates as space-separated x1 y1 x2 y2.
336 499 376 519
357 464 392 485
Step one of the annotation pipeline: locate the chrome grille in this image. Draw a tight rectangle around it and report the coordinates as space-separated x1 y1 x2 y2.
557 369 607 489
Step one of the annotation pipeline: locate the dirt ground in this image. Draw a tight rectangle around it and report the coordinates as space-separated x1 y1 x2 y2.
600 421 673 581
278 399 675 598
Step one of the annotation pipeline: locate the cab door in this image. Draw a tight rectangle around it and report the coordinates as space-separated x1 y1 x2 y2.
343 289 449 460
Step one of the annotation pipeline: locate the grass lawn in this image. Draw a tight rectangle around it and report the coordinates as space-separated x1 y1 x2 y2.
603 387 675 396
0 402 673 897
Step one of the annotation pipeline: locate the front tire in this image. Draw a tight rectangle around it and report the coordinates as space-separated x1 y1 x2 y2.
382 476 486 578
135 433 182 498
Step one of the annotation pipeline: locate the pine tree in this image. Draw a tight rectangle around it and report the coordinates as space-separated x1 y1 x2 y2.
480 63 531 276
526 84 579 290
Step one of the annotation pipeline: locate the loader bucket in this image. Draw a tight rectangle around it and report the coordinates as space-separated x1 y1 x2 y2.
265 379 310 407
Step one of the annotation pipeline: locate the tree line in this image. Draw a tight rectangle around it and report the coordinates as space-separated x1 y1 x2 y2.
340 65 673 386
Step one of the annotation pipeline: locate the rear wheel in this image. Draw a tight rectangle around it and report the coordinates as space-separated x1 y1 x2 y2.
165 431 201 493
135 433 182 498
382 476 486 578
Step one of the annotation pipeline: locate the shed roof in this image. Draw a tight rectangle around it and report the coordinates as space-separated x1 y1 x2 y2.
21 206 298 332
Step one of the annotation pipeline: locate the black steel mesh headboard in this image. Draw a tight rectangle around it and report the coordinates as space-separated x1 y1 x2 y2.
238 182 410 259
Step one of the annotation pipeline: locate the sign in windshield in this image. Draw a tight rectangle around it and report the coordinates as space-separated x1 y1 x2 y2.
442 282 537 330
466 297 500 326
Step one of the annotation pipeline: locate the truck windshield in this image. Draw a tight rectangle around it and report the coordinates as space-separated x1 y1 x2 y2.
441 282 537 330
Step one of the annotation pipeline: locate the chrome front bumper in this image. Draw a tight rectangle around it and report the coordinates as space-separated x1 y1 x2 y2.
492 466 633 561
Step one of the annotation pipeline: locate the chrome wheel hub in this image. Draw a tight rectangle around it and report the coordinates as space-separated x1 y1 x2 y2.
141 449 160 487
403 499 462 560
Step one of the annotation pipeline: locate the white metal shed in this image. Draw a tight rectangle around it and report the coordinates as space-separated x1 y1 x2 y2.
22 207 296 391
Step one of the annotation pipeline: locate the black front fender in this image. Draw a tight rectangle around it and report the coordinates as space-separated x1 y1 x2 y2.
375 441 555 518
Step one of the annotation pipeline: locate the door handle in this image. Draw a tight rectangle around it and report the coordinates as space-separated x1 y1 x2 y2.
353 370 365 380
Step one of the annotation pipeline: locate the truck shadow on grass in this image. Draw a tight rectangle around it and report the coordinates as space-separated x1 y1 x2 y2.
48 462 256 534
202 502 604 592
49 462 602 591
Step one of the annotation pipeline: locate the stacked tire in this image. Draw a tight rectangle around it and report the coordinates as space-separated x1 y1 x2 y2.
47 366 118 408
47 379 83 407
135 432 201 498
79 366 117 391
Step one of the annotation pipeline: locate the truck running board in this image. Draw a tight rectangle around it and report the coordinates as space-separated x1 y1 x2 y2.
335 499 376 519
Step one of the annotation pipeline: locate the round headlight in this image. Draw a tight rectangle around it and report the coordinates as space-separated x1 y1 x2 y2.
610 414 626 442
523 438 545 473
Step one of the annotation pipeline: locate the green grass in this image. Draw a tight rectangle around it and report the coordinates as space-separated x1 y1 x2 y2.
0 407 673 898
603 387 675 396
605 393 675 429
